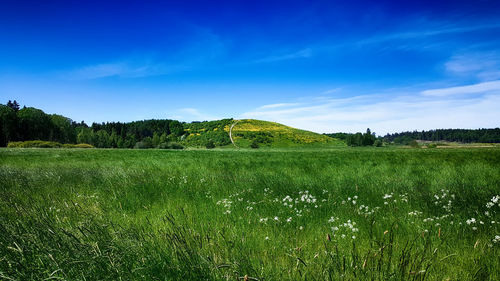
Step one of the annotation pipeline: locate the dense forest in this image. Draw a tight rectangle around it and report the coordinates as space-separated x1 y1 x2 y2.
326 128 500 145
0 100 232 148
382 128 500 144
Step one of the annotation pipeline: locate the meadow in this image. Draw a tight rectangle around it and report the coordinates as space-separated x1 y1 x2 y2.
0 147 499 280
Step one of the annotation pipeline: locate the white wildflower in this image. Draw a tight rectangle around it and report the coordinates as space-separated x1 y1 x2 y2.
466 218 476 225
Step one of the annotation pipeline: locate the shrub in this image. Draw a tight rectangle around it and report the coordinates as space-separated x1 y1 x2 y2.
170 143 184 149
157 142 184 149
8 140 63 148
73 143 94 148
374 139 383 147
409 140 420 148
205 140 215 149
426 143 437 148
134 141 152 149
250 140 259 149
7 141 94 148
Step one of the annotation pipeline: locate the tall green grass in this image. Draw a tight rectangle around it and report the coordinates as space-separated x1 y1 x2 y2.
1 147 499 280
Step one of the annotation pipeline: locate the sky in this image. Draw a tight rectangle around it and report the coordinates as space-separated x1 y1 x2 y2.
1 0 500 135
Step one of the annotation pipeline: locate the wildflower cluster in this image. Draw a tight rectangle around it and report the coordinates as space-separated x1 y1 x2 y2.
493 235 500 244
357 204 379 216
486 195 500 209
408 210 422 216
216 198 232 214
341 195 359 205
383 193 393 205
433 189 454 212
330 219 359 240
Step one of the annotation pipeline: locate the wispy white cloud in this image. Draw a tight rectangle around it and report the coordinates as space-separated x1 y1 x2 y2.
65 25 226 80
358 22 500 46
320 88 342 95
65 60 182 80
421 80 500 97
241 81 500 134
173 107 220 122
445 51 500 81
258 103 302 109
276 22 500 59
254 48 312 63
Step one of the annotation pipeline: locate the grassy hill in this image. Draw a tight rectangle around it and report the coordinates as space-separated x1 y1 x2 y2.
181 119 343 148
225 119 344 148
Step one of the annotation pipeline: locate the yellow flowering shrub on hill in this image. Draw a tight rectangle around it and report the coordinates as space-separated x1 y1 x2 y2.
228 119 343 147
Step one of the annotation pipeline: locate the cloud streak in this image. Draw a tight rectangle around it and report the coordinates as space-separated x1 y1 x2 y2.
253 48 312 63
241 81 500 135
65 60 182 80
359 23 500 46
422 80 500 97
445 51 500 81
173 108 220 122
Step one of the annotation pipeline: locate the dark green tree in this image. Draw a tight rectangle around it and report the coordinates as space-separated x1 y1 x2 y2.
362 128 376 146
152 132 161 147
50 114 76 143
17 107 52 141
0 105 17 146
77 127 93 144
6 100 20 112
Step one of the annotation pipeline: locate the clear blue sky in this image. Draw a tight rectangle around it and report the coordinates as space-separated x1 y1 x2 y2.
1 0 499 134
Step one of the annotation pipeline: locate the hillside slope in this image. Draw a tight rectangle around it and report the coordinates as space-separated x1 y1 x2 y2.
225 119 344 148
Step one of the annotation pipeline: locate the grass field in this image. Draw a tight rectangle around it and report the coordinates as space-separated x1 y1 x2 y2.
1 147 499 280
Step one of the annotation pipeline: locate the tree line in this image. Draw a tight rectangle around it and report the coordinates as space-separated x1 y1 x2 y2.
383 128 500 144
3 100 499 148
326 127 500 146
0 101 79 147
0 100 232 148
325 129 379 146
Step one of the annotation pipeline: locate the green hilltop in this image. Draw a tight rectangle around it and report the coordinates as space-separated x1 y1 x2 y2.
185 119 344 148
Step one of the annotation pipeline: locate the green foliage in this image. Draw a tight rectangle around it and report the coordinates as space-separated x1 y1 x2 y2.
409 140 420 148
77 127 93 144
344 129 377 146
427 143 437 148
8 140 63 148
72 143 94 148
6 100 20 112
134 137 153 149
393 135 415 145
94 129 111 148
50 114 77 143
7 140 93 148
384 128 500 143
157 142 184 149
152 132 161 147
250 140 259 149
0 105 17 146
183 119 233 147
231 119 342 148
17 107 53 141
374 139 383 147
362 128 376 146
205 140 215 149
